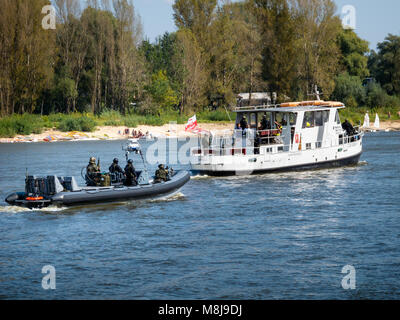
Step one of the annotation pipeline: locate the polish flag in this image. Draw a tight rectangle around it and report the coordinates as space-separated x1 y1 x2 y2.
185 115 198 131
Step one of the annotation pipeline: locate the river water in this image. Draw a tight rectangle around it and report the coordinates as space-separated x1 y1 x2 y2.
0 132 399 299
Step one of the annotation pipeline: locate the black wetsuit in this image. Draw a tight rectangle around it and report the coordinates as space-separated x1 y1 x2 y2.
342 121 355 135
260 118 270 130
109 163 123 174
124 163 137 186
240 118 248 130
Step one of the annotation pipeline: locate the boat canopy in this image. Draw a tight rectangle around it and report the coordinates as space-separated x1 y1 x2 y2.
235 104 345 114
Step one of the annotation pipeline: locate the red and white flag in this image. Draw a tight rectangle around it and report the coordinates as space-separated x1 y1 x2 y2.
185 115 198 131
184 115 210 134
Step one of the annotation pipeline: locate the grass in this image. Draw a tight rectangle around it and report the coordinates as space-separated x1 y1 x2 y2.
0 108 234 138
0 114 45 138
57 116 97 132
339 106 400 125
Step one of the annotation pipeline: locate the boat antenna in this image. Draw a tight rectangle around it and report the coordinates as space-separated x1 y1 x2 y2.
223 105 232 122
307 84 324 101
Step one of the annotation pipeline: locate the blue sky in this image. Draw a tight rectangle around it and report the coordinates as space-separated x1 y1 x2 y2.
134 0 400 50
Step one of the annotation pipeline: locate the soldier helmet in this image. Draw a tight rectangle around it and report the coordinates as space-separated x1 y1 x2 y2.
113 158 119 164
90 157 96 164
158 164 164 169
128 159 133 164
242 115 247 119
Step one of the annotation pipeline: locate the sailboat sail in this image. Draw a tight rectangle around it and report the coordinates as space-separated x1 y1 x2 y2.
363 112 370 128
374 113 380 128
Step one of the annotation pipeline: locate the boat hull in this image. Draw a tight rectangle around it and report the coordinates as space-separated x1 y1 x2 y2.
191 152 362 177
5 171 190 209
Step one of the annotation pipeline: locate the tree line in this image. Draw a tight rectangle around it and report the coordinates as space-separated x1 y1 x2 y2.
0 0 399 118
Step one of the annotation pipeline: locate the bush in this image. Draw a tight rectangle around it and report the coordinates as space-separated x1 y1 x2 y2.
57 116 97 132
79 116 97 132
197 109 234 122
365 82 399 108
0 114 44 138
124 116 139 128
332 73 365 106
99 109 123 125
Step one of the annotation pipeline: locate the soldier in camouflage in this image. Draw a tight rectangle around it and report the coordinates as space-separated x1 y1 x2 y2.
124 159 137 186
86 157 100 186
154 164 169 183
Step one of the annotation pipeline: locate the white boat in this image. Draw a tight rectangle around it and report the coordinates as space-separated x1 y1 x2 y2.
363 112 370 128
190 96 363 176
374 113 380 129
125 138 141 152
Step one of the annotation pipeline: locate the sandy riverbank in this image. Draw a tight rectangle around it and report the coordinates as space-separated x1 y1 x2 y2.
376 120 400 131
0 122 234 143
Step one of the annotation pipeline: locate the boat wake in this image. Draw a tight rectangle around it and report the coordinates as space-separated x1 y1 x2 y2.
149 191 185 203
191 174 210 180
0 205 68 214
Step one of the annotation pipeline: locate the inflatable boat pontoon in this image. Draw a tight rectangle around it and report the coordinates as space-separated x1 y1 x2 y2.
5 170 190 209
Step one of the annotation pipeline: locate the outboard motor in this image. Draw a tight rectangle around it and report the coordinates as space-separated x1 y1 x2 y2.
25 175 64 197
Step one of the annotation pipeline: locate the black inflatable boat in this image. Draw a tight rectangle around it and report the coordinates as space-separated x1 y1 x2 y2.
5 170 190 209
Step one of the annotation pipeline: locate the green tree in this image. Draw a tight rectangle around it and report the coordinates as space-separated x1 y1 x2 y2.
173 0 217 47
292 0 342 98
175 29 208 113
337 29 370 78
146 70 179 114
251 0 298 98
332 73 365 107
173 0 217 112
0 0 55 115
370 34 400 96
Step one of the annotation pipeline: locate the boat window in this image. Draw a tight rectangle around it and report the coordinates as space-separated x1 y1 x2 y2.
306 143 312 150
250 113 257 128
322 110 330 123
258 112 272 129
289 113 297 126
275 112 285 127
335 110 341 124
302 112 314 128
315 111 323 126
316 142 322 149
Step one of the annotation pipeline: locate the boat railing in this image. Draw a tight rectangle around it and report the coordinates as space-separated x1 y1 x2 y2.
339 132 363 145
192 147 261 157
211 128 285 146
191 130 363 157
234 103 280 111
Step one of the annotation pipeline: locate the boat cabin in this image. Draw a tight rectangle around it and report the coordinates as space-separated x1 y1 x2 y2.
234 101 350 153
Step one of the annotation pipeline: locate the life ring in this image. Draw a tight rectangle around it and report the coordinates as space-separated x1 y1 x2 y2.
295 134 300 144
26 196 44 201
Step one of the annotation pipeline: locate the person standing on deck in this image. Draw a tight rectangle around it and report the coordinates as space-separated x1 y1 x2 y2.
240 116 248 130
